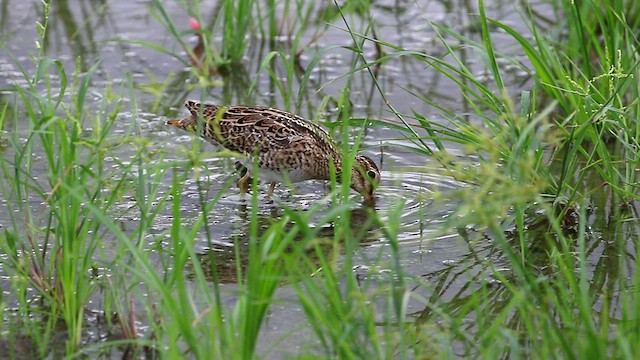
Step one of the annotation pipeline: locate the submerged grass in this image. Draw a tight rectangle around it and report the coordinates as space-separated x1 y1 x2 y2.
0 0 639 359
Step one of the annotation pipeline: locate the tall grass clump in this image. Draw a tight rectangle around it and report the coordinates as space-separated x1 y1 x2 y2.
492 0 640 204
145 0 256 75
0 7 134 355
331 0 640 357
104 166 293 359
221 0 256 63
140 0 341 109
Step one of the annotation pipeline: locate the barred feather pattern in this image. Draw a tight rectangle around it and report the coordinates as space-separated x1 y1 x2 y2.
167 100 380 201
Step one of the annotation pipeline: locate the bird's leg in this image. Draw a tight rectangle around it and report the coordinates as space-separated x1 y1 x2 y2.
237 173 251 195
267 182 276 198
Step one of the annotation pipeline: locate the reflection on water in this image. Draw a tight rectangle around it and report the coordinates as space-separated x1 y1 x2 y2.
186 202 381 283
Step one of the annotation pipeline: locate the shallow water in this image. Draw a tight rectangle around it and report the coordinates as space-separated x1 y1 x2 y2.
0 0 490 252
2 0 625 357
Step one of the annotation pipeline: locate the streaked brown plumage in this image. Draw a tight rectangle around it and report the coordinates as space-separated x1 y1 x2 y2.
166 100 381 204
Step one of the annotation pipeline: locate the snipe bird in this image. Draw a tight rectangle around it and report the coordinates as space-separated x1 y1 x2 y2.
166 100 381 204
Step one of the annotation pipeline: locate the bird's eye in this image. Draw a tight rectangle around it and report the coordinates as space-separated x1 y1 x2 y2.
367 170 377 179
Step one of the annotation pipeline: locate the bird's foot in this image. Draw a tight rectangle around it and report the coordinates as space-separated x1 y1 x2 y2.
237 173 250 195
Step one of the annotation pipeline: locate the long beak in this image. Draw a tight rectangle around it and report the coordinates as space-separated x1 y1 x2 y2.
363 194 377 207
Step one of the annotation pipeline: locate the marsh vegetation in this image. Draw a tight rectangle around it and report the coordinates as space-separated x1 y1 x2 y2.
0 0 639 358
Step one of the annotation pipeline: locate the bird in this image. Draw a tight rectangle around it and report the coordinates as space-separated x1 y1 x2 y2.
166 100 381 204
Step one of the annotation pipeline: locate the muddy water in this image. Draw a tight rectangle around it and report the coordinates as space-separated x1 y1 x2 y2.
0 0 557 356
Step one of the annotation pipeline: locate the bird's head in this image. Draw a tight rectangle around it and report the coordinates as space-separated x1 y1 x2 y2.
350 154 381 206
166 100 206 135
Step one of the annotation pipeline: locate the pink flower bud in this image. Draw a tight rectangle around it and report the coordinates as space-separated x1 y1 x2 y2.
189 17 201 31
